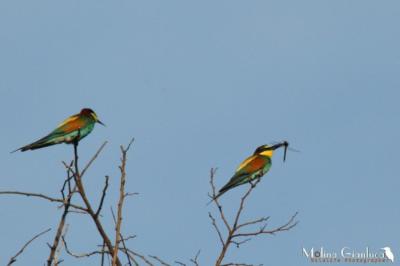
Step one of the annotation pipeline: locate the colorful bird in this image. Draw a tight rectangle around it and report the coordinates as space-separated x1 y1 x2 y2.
12 108 105 152
213 141 288 201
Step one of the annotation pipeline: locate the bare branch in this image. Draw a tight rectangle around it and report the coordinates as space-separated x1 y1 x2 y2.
209 168 231 232
236 217 269 230
54 224 70 265
125 192 139 197
2 142 108 266
119 235 137 243
112 139 134 266
190 250 201 266
71 142 122 266
110 207 136 266
0 191 86 212
122 248 154 266
232 212 299 238
208 212 224 247
48 163 76 266
62 236 104 259
100 241 106 266
119 234 133 266
149 255 171 266
173 249 201 266
208 169 298 265
231 238 251 248
95 175 110 218
232 178 262 231
81 141 108 177
124 137 135 152
7 228 51 266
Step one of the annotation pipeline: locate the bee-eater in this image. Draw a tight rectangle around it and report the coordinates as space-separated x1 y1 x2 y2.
213 141 288 201
12 108 105 152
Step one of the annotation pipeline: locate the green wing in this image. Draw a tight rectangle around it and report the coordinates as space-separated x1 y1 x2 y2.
219 156 271 194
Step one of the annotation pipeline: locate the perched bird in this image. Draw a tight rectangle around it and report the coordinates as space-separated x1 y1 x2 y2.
382 247 394 262
213 141 289 201
12 108 105 152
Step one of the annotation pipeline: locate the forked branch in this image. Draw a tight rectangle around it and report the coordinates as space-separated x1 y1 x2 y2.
208 168 298 266
112 138 135 266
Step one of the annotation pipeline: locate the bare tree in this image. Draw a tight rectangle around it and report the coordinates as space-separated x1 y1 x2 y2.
1 139 150 265
1 143 298 266
208 168 298 266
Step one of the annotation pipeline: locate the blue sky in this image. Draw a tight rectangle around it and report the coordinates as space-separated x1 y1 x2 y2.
1 1 399 265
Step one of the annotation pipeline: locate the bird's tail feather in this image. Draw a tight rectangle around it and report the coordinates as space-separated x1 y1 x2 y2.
23 141 56 151
218 178 243 195
11 134 58 153
207 183 238 206
206 189 228 206
207 174 249 206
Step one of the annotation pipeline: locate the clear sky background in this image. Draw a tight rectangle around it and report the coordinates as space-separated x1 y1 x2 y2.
0 1 399 265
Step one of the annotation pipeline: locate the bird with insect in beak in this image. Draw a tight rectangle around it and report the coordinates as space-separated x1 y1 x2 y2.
12 108 105 152
211 141 289 202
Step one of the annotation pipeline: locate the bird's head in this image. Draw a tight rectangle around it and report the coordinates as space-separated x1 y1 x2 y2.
80 108 105 126
253 145 274 157
254 141 289 161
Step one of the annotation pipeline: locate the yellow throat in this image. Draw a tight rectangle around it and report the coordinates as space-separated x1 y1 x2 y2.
259 150 274 157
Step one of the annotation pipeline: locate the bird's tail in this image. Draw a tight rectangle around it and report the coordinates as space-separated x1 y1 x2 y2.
11 134 58 153
206 186 232 206
10 144 33 153
11 142 50 153
207 192 221 206
207 176 246 206
10 147 22 153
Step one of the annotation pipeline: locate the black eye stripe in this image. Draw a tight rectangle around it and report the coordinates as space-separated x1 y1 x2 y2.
254 145 271 154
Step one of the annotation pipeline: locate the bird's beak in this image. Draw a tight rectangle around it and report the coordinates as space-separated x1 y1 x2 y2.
97 120 106 127
283 141 288 162
271 141 289 162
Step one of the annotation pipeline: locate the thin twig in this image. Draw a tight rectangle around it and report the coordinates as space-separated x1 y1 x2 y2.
7 228 51 266
95 175 110 218
149 255 171 266
122 248 154 266
119 232 133 266
209 168 231 232
81 141 108 177
173 249 201 266
100 241 106 266
232 212 299 238
0 191 86 212
62 236 104 258
209 212 224 247
190 250 201 266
